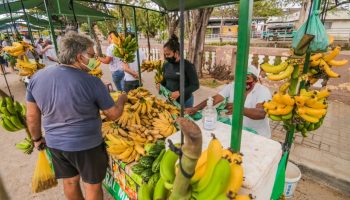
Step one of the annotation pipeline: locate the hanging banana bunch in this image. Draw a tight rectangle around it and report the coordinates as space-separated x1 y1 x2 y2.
1 41 34 57
261 61 295 81
111 33 138 63
307 46 348 85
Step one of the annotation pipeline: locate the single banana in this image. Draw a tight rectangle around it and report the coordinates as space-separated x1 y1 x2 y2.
260 62 288 74
327 59 348 67
320 59 340 78
196 134 223 191
267 64 294 81
299 113 320 123
160 149 179 184
322 46 341 62
196 158 231 200
153 178 169 200
225 161 244 197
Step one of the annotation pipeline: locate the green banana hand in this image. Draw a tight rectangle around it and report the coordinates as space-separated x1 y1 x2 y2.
1 119 17 132
10 115 25 129
137 184 152 200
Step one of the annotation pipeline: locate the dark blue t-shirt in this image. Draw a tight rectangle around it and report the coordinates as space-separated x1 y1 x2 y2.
26 65 115 151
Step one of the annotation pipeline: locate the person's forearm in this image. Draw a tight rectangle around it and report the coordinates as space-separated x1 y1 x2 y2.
115 97 126 119
194 100 207 111
243 108 266 120
47 56 58 62
26 112 42 140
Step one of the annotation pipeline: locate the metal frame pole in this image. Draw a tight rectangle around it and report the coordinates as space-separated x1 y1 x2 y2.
87 17 93 38
43 0 58 53
230 0 253 152
132 7 142 86
5 0 19 35
19 0 34 45
179 0 185 144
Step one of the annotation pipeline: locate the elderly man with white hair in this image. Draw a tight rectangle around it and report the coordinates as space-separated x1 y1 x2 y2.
185 65 272 138
26 31 128 200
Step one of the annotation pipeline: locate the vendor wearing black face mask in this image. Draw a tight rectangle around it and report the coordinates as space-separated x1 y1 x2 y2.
156 34 199 108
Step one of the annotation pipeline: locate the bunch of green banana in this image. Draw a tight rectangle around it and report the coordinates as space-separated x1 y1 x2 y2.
0 97 26 132
15 137 34 154
260 61 295 81
154 65 164 84
294 89 329 136
112 34 138 63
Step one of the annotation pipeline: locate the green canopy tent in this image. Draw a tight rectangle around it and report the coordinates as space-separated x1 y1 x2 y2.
0 15 61 29
0 0 114 21
151 0 236 11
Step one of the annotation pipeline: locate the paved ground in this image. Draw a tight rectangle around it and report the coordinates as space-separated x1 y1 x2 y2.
1 64 350 199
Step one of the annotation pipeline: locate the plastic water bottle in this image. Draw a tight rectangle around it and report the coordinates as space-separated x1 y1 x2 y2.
202 97 217 130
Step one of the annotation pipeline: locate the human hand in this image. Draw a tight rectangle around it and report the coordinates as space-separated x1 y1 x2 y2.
185 107 198 115
34 137 46 151
225 103 233 115
118 93 128 104
170 91 180 100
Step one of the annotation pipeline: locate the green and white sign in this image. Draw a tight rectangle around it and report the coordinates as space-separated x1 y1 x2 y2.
103 169 129 200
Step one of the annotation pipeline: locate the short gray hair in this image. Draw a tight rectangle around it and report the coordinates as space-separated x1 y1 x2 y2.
58 32 94 65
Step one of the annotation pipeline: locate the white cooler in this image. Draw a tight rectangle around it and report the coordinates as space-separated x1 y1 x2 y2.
166 121 282 200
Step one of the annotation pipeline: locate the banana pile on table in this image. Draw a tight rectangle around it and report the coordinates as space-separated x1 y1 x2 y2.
138 135 251 200
102 87 179 163
1 41 33 57
294 89 329 136
16 55 45 76
308 46 348 82
111 33 138 63
88 60 102 78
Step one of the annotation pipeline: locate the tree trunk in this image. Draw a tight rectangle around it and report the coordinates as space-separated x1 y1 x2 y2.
91 23 103 56
296 0 312 29
119 6 127 36
187 8 213 77
166 12 180 36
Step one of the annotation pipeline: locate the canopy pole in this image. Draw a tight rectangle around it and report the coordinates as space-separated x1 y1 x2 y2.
230 0 253 152
19 0 34 45
87 17 93 39
146 10 151 60
5 0 19 35
43 0 58 53
179 0 185 145
132 7 142 86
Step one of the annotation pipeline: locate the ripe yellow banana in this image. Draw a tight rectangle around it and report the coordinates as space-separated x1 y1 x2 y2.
267 64 294 81
321 59 340 78
260 62 288 74
310 53 323 62
225 161 244 197
327 59 348 67
323 46 341 62
279 82 290 94
196 134 223 191
299 113 320 123
267 105 293 116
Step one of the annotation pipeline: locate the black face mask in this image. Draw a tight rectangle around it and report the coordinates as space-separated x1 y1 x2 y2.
166 56 177 64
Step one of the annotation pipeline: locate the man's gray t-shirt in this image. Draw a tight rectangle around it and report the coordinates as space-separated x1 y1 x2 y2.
26 65 115 151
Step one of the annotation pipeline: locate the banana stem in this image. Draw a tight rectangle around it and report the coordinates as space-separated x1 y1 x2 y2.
169 118 202 200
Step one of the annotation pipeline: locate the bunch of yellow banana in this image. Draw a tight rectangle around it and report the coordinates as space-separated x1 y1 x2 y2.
110 91 123 103
130 97 153 115
111 33 138 63
260 61 295 81
105 133 141 163
1 41 33 57
15 56 45 77
141 60 162 72
189 134 247 200
154 67 164 84
264 92 295 121
295 89 329 124
309 46 348 79
153 98 180 116
88 60 103 78
102 121 129 137
152 112 177 137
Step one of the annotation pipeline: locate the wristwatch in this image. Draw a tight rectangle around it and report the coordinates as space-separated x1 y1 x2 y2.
32 135 43 142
